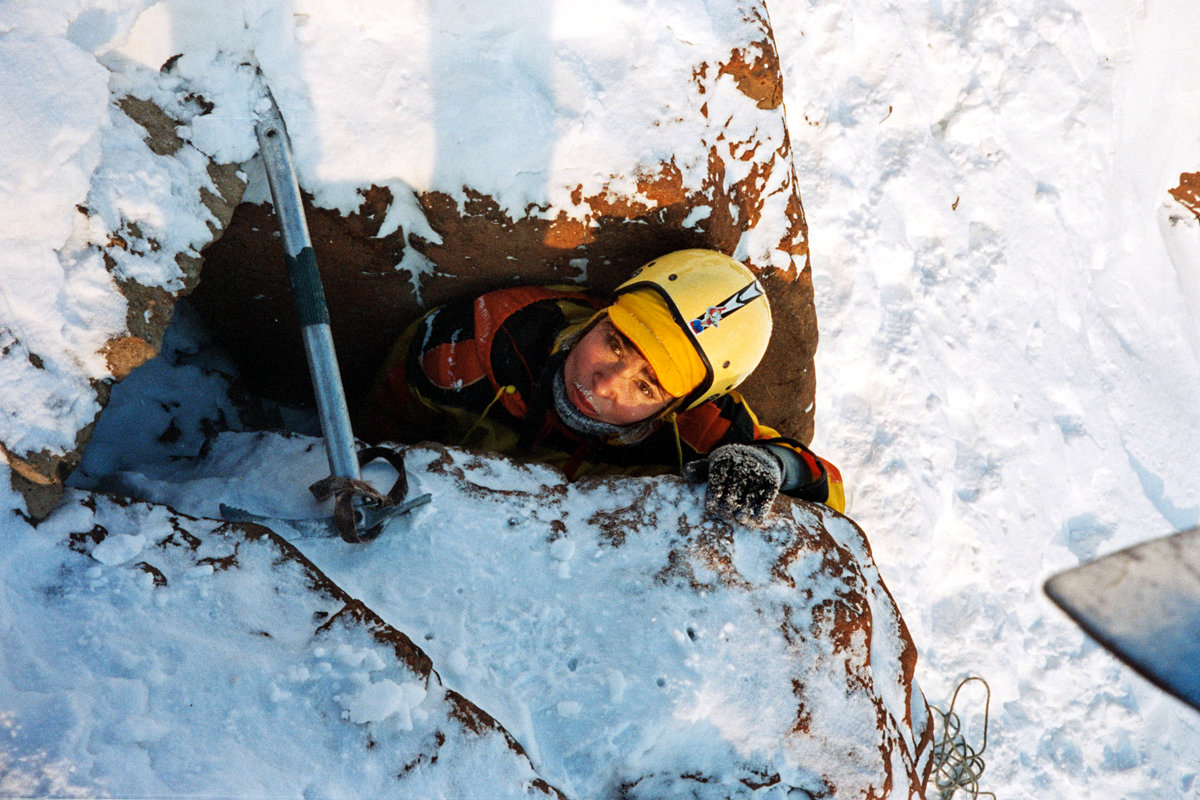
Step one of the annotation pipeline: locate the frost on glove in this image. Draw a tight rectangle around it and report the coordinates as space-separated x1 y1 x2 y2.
684 443 783 527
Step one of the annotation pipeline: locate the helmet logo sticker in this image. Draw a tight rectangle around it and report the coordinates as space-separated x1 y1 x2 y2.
695 304 727 330
689 279 764 334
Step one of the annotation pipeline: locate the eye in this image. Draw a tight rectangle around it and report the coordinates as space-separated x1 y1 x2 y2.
637 380 655 399
607 332 622 356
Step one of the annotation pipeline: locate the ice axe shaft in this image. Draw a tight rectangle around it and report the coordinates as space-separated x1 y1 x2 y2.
254 93 360 483
226 87 427 543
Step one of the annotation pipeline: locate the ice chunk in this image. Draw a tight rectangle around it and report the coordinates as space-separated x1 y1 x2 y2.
344 679 426 727
91 533 146 565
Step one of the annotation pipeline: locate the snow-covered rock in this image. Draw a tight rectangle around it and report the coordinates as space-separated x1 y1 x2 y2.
5 0 820 519
34 302 933 797
70 425 932 798
0 25 247 516
2 1 929 795
0 493 562 797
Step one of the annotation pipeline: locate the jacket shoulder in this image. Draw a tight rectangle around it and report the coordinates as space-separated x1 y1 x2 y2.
474 285 599 333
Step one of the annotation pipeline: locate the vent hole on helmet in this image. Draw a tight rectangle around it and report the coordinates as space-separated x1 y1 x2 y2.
722 360 730 369
725 384 734 391
668 273 677 281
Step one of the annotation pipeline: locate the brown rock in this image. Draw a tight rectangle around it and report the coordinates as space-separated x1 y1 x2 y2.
100 336 160 380
3 444 79 519
1170 172 1200 221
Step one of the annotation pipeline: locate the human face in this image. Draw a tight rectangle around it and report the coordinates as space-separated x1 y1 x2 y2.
562 318 675 425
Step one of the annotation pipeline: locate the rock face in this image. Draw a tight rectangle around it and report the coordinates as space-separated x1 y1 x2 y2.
74 428 935 798
190 0 818 446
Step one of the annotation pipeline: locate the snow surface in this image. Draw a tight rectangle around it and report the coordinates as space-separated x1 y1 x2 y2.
773 0 1200 796
2 0 1200 797
69 419 927 797
0 492 557 799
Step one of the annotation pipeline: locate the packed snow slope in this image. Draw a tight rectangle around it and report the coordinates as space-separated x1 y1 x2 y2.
773 0 1200 797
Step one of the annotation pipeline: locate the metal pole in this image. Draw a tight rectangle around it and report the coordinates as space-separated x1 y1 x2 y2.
254 96 360 482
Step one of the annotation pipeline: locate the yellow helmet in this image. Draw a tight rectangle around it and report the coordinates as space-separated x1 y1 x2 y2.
613 249 772 410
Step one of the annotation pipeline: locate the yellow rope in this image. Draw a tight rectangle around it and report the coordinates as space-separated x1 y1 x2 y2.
460 384 516 446
669 412 684 473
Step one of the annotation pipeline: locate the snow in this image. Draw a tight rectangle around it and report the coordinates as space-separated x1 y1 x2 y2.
68 414 924 795
773 0 1200 795
0 22 115 454
2 0 1200 797
0 494 556 798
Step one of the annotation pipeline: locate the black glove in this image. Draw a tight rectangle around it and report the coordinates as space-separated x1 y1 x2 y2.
684 444 783 527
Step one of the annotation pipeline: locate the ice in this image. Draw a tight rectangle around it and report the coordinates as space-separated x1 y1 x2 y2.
343 679 426 727
90 533 147 566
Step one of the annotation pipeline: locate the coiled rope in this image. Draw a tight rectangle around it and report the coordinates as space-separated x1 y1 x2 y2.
926 676 996 800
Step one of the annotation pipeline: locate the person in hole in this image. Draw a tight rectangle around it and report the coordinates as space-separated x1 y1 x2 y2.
358 249 844 524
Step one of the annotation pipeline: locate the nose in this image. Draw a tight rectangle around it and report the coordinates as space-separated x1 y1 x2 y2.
592 364 621 398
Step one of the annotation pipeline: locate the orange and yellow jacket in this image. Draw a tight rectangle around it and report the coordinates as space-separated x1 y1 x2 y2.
359 285 845 512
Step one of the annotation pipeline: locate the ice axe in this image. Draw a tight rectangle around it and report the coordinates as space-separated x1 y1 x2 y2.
222 88 429 542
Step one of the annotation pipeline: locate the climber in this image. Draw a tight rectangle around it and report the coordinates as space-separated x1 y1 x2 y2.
357 249 845 524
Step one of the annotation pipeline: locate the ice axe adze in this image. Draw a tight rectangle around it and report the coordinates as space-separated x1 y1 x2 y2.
222 88 429 543
1044 526 1200 712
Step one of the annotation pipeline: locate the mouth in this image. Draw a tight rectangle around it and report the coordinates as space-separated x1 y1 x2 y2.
568 381 600 418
